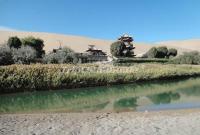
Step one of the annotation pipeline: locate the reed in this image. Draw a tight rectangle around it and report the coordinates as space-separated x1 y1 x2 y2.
1 63 200 93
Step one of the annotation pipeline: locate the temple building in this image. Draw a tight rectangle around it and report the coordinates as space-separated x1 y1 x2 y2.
82 45 107 62
85 45 107 56
118 34 136 57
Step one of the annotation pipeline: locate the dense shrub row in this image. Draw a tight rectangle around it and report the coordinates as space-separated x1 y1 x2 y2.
7 36 45 58
143 46 177 58
0 45 13 65
1 64 200 93
0 36 79 65
43 47 78 64
170 51 200 65
12 46 37 64
0 36 45 65
114 57 169 64
0 45 38 65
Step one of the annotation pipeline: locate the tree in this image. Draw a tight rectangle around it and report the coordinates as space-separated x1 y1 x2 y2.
7 36 22 49
43 47 78 64
144 46 176 59
62 46 74 53
167 48 177 58
21 36 45 58
110 41 125 57
0 45 13 65
12 46 37 64
144 47 158 58
156 46 168 58
110 34 135 57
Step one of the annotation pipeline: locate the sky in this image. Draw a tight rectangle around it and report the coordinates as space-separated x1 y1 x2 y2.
0 0 200 42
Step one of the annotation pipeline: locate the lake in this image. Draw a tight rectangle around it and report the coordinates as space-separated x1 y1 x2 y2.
0 77 200 113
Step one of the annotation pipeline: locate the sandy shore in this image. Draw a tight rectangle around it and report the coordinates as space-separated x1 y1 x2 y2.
0 109 200 135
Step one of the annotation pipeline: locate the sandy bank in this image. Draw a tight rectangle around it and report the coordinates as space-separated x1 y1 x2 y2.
0 109 200 135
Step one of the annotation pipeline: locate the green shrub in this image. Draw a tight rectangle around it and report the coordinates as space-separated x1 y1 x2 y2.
167 48 177 58
12 46 37 64
61 47 75 53
7 36 22 49
171 51 200 65
0 45 13 65
110 41 125 57
144 46 177 59
110 41 134 57
44 53 59 64
21 36 45 58
113 57 169 66
156 46 168 58
44 47 77 64
44 52 77 64
143 47 158 58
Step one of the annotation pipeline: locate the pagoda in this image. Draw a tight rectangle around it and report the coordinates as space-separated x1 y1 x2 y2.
118 34 135 57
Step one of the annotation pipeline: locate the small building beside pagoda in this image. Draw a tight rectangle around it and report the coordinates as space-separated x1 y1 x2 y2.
85 45 107 61
76 45 108 63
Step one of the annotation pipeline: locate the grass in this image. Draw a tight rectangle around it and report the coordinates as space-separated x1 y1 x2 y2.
113 57 169 66
1 63 200 93
114 57 169 63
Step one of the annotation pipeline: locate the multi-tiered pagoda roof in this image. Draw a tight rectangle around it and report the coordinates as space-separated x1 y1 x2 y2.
118 34 133 42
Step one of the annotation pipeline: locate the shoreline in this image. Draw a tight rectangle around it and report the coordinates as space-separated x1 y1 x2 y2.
1 109 200 135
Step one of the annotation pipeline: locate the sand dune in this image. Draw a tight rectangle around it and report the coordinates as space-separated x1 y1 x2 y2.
0 31 199 56
157 39 200 52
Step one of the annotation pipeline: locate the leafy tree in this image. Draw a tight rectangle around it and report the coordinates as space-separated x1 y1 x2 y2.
110 41 125 57
144 46 177 59
44 47 78 64
12 46 37 64
21 36 45 58
7 36 22 49
167 48 177 58
110 41 135 57
0 45 13 65
110 34 135 57
156 46 168 58
43 53 59 64
61 47 74 53
144 47 158 58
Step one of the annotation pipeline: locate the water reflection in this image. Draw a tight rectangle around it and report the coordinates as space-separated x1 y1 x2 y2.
0 78 200 113
114 97 138 112
148 92 180 104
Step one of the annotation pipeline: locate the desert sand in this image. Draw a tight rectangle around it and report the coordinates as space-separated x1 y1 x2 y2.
158 39 200 52
0 109 200 135
0 30 198 56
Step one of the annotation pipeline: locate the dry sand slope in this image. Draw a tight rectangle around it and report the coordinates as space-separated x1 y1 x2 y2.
0 109 200 135
158 39 200 52
0 30 199 56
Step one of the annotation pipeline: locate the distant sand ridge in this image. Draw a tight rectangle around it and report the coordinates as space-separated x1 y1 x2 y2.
0 31 199 56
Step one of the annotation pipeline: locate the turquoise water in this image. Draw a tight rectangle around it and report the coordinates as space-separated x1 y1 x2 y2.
0 78 200 113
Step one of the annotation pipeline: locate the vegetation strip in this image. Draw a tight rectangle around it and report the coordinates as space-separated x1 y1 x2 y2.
1 64 200 94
